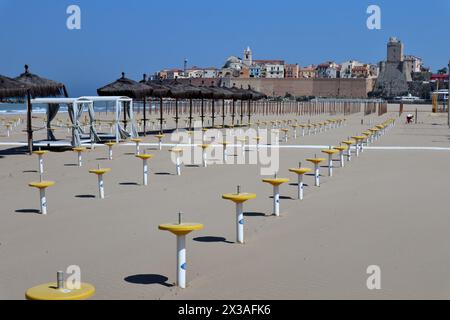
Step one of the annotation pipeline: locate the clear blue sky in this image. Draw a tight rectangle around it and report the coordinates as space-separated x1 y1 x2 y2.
0 0 448 96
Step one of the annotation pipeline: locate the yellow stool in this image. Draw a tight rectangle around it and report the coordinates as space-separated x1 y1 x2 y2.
322 148 339 177
222 187 256 244
29 181 55 215
306 157 326 187
89 167 111 199
136 154 154 186
73 147 87 167
289 166 312 200
159 215 204 289
262 177 290 216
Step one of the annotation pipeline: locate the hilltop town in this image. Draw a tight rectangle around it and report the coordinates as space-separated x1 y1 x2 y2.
153 37 448 100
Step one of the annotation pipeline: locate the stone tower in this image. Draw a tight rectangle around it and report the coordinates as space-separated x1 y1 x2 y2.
243 46 252 67
387 37 404 63
372 37 410 98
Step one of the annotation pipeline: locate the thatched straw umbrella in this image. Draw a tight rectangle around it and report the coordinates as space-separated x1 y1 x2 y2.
227 84 247 126
166 79 202 130
15 65 68 155
211 85 234 127
142 78 172 134
97 72 153 131
245 85 266 124
198 81 216 128
140 74 172 135
0 75 27 100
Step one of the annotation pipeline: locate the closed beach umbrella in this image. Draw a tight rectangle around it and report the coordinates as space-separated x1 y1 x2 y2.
15 65 68 155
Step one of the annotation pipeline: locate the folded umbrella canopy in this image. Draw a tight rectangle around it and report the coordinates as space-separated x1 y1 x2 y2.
15 65 68 154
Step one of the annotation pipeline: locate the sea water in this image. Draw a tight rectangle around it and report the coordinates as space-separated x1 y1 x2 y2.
0 101 146 115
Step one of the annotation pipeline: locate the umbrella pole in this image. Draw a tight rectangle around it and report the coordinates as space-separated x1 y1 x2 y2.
175 98 179 131
212 99 215 127
240 100 244 124
232 100 236 126
160 97 163 134
248 100 251 125
201 98 204 128
143 98 147 136
27 91 33 155
222 99 225 127
124 102 128 131
189 99 193 130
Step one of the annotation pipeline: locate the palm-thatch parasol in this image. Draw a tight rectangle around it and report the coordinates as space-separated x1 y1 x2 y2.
98 72 153 131
166 79 202 130
140 74 170 135
0 75 27 99
245 85 266 123
15 65 68 154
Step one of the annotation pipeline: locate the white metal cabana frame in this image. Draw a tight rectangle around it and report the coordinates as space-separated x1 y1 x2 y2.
30 97 95 147
79 96 138 143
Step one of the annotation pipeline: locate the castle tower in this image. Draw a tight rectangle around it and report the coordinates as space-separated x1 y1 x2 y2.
387 37 404 63
243 46 252 67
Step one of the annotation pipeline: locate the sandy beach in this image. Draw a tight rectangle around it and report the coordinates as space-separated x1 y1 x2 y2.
1 104 450 300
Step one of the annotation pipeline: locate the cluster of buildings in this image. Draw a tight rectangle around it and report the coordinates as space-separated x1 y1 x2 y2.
153 38 446 99
154 47 382 81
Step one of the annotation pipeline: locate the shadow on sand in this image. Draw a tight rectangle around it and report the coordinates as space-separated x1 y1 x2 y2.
193 236 234 244
124 274 173 287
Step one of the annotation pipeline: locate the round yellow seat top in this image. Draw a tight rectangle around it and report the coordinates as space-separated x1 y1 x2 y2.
255 137 261 141
29 181 55 189
33 150 48 156
200 144 210 149
289 168 312 175
130 138 143 143
73 147 87 152
334 146 348 152
342 140 356 145
136 154 154 160
376 125 384 129
159 223 204 236
369 128 379 132
363 131 372 136
169 148 183 154
221 141 228 146
262 178 290 186
25 282 95 300
306 158 326 164
105 142 116 147
352 136 366 141
222 193 257 203
155 134 165 139
214 125 223 129
89 168 111 175
281 128 289 132
202 128 208 132
237 138 247 143
322 149 339 155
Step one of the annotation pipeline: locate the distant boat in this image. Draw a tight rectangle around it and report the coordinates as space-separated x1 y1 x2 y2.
394 94 423 102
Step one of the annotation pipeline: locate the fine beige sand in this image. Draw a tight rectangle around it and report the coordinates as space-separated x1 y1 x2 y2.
1 104 450 300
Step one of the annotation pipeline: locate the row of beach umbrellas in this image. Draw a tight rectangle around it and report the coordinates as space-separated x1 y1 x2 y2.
97 73 267 133
0 67 267 153
0 65 67 154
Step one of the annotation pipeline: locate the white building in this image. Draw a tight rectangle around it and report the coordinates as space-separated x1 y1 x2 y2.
340 60 364 78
